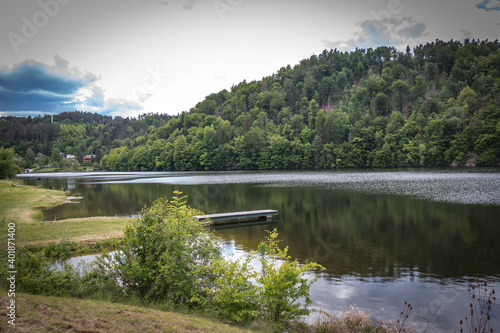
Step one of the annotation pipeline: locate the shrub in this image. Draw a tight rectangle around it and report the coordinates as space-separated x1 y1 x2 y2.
17 250 77 296
202 255 261 323
108 191 222 304
257 229 325 325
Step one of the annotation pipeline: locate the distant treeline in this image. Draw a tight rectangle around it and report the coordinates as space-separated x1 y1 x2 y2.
1 38 500 171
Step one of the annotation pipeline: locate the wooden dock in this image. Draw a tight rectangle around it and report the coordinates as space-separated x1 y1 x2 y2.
194 209 279 226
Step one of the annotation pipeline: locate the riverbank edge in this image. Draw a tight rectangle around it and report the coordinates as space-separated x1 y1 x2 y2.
0 180 131 253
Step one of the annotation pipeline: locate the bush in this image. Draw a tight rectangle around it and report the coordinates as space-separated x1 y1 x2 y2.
257 229 325 325
108 191 222 304
17 250 77 296
202 255 261 324
43 229 72 259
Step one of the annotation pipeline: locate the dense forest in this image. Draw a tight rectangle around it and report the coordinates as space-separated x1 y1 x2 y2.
1 39 500 172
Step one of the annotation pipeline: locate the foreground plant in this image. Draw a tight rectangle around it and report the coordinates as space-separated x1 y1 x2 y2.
257 228 325 325
459 278 496 333
108 191 221 304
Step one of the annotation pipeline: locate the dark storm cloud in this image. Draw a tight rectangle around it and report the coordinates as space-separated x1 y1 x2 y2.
0 89 74 112
476 0 500 11
0 59 96 95
0 57 99 113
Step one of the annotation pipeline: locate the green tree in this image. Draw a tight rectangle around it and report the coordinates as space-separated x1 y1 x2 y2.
373 93 389 116
71 160 81 171
392 79 411 112
373 142 394 167
235 127 266 169
25 148 36 168
36 153 48 168
51 148 62 164
0 147 21 178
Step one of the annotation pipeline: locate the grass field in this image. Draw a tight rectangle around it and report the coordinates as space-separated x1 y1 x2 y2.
0 180 132 246
0 293 254 333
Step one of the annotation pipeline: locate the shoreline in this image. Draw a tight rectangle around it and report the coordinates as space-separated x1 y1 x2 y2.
0 180 131 251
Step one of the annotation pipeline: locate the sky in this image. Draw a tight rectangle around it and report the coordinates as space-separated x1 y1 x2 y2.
0 0 499 118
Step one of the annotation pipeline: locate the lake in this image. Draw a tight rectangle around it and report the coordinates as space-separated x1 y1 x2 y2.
18 168 500 331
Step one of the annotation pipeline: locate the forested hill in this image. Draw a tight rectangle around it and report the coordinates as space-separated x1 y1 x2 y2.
2 39 500 172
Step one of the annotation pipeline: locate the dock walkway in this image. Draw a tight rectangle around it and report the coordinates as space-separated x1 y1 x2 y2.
194 209 278 225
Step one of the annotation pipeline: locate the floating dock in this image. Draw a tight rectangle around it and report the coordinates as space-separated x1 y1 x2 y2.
194 209 279 226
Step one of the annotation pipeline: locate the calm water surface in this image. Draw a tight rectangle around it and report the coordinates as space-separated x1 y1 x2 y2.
18 169 500 332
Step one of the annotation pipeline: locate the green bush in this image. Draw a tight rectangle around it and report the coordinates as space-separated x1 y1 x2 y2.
257 229 325 325
108 191 221 304
17 250 77 296
43 229 72 259
202 255 261 323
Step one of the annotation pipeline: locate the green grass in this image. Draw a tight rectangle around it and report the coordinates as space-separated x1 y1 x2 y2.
0 180 67 224
0 180 132 246
17 216 130 246
0 293 255 333
34 167 56 172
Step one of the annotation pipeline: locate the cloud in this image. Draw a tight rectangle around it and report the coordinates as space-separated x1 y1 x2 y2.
461 29 473 40
397 22 427 38
182 0 196 10
99 98 143 117
323 17 429 51
476 0 500 11
0 56 144 117
213 74 227 81
0 57 98 113
0 59 97 96
86 86 106 107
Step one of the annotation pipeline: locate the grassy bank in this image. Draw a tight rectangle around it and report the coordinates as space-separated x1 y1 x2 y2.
0 180 131 248
0 293 254 333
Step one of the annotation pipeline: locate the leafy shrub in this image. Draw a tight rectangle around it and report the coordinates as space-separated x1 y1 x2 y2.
17 250 77 296
43 229 72 259
202 255 261 323
108 191 222 304
104 193 325 327
257 229 325 325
